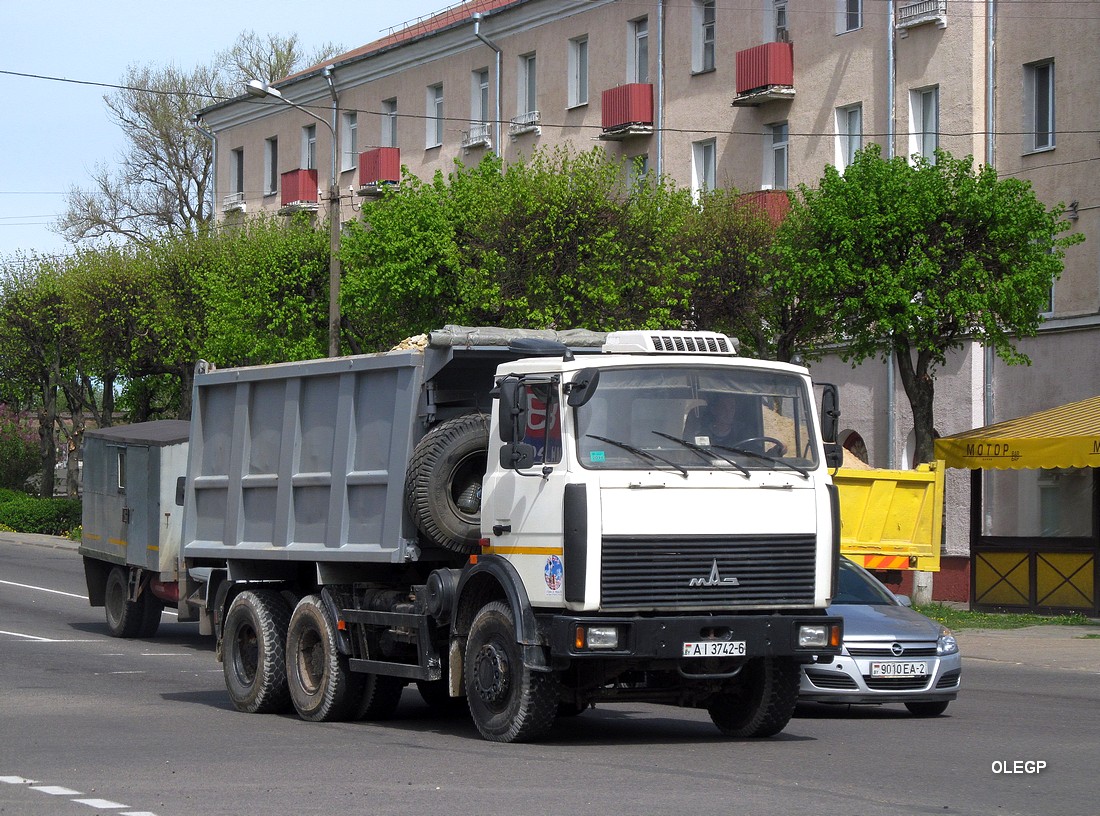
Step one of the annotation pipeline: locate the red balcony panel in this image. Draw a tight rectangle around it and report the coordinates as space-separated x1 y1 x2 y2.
281 169 318 207
735 42 794 95
360 147 401 186
737 190 791 228
601 83 654 130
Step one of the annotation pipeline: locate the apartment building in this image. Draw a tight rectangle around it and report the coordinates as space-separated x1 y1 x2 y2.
198 0 1100 612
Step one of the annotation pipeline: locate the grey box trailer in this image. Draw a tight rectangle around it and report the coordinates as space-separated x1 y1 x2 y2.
79 420 189 637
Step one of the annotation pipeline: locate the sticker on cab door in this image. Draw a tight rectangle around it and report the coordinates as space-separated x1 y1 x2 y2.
544 555 563 597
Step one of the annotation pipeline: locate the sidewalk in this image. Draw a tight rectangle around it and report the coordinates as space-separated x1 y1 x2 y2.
956 625 1100 674
0 530 78 550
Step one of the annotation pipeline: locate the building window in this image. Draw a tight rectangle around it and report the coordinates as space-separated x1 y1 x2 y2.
472 69 490 125
427 84 444 148
569 37 589 107
774 1 789 42
341 111 358 172
1025 60 1055 152
693 1 716 73
836 103 862 170
692 139 716 199
628 154 650 187
766 122 789 189
263 137 278 195
230 147 244 195
840 0 862 33
382 98 398 148
630 18 649 84
519 53 537 116
910 86 939 163
302 125 316 170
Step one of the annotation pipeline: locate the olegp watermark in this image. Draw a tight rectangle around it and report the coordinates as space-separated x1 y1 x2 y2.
991 760 1047 774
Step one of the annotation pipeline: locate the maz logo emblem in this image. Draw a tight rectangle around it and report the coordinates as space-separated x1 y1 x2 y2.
689 559 740 587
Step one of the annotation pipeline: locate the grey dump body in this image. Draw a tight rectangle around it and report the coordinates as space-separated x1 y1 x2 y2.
180 328 605 567
80 420 190 575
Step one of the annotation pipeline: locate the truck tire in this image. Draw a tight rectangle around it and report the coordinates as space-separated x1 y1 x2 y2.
285 595 364 722
416 678 467 714
707 657 800 738
222 589 292 714
104 566 148 638
138 596 165 638
356 675 406 721
405 413 489 554
464 601 558 743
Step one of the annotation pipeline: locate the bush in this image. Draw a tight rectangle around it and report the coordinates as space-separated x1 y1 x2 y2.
0 406 38 490
0 496 82 536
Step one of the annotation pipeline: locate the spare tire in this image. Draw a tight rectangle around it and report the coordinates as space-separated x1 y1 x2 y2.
405 413 490 554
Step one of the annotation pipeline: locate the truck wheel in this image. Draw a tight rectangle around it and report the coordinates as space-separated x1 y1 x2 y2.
416 678 467 714
707 657 800 738
464 601 558 743
222 589 292 714
285 595 364 722
356 675 406 720
138 596 165 638
405 414 489 554
104 566 147 638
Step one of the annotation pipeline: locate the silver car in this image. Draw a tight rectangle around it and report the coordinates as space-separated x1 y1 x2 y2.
799 557 961 716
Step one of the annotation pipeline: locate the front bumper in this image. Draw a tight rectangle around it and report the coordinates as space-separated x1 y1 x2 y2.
547 613 843 662
799 649 962 704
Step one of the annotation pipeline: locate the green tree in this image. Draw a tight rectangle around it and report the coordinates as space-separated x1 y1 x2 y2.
775 145 1083 463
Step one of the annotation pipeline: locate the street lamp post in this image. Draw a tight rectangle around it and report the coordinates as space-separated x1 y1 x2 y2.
246 73 342 358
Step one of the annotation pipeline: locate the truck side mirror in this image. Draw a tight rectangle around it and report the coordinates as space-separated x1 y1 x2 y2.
820 383 840 444
565 368 600 407
175 476 186 507
500 442 537 470
824 442 844 469
497 378 525 443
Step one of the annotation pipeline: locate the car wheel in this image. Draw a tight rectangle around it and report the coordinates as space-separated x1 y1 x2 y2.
905 700 950 717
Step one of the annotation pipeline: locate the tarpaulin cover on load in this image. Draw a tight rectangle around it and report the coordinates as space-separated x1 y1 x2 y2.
934 395 1100 471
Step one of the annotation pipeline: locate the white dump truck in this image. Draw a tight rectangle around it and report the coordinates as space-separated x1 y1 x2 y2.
81 327 844 742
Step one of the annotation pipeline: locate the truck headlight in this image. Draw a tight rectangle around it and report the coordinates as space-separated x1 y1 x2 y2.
575 625 620 650
798 624 840 649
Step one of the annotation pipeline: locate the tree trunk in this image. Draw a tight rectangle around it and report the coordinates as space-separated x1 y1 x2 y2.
893 338 937 466
37 380 58 498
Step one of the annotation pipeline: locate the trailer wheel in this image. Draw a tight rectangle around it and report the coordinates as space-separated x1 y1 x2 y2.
138 596 165 638
104 566 148 638
285 595 363 722
222 589 292 714
464 601 558 743
405 414 489 555
355 675 406 721
707 657 800 738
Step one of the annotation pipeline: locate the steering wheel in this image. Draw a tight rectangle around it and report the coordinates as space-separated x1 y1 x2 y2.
733 436 788 457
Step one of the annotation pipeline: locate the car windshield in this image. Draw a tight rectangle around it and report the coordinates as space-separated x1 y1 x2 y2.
833 559 899 605
573 365 819 472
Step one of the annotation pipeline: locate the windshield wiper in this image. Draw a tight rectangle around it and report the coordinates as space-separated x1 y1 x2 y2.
712 444 810 479
585 434 688 478
650 431 750 478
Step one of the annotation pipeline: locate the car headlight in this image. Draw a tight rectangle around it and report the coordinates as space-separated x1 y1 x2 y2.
937 629 958 656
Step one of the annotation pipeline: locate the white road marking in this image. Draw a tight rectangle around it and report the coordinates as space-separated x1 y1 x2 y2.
74 798 127 809
0 630 101 643
0 578 178 616
0 775 37 784
31 785 83 795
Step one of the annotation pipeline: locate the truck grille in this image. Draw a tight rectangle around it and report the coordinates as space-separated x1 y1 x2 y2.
600 535 817 610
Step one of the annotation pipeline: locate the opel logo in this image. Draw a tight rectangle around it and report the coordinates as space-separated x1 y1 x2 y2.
890 642 904 656
689 559 740 588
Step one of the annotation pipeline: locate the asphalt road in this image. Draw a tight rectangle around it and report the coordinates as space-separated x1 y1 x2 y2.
1 536 1098 816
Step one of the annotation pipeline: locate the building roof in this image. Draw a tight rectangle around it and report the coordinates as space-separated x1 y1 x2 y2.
935 395 1100 471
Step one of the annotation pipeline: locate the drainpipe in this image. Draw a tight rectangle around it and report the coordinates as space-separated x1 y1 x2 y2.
656 0 665 176
886 1 897 468
473 13 503 155
191 117 216 225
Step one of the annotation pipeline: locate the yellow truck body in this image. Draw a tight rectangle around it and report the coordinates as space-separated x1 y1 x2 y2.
834 461 945 572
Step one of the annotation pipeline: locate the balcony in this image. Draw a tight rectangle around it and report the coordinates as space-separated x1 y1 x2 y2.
358 147 400 197
509 110 541 138
279 169 319 214
461 122 492 151
222 191 246 214
599 84 654 141
737 190 790 228
731 42 795 107
896 0 947 37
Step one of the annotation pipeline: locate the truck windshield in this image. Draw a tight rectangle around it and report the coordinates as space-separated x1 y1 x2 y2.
573 365 819 472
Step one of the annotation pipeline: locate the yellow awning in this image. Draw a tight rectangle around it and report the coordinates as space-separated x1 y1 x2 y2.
934 395 1100 470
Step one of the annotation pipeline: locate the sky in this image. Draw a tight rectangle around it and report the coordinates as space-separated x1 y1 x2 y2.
0 0 451 261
